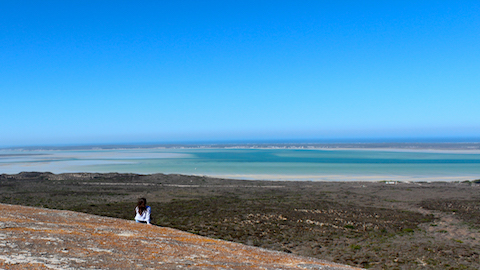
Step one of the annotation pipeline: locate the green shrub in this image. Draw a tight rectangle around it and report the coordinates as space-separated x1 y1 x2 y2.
350 244 361 250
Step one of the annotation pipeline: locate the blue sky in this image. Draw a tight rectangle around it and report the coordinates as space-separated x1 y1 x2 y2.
1 1 479 147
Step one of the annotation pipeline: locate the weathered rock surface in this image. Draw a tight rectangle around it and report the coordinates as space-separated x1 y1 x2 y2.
0 204 361 269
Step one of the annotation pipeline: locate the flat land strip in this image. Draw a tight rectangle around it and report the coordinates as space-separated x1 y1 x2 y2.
1 172 479 269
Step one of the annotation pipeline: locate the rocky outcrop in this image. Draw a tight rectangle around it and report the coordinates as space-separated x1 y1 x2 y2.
0 204 361 269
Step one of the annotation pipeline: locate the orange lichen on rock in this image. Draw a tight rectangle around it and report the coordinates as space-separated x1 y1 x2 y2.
0 203 363 269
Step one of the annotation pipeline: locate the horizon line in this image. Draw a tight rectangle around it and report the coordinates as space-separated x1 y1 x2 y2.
2 138 480 150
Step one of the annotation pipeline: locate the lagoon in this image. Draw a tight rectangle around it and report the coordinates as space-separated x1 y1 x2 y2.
1 148 480 181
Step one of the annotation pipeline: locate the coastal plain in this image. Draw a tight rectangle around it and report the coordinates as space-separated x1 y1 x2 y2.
1 172 479 269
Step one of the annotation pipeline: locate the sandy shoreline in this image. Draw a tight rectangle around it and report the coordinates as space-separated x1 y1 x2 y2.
197 173 479 182
305 147 480 154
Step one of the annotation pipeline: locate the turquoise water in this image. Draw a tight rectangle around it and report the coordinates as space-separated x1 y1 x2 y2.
1 148 480 181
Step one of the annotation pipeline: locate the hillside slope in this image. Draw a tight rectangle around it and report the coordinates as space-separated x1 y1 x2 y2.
0 203 361 269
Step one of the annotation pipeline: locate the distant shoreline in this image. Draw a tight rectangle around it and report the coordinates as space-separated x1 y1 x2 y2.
311 147 480 154
2 142 480 151
188 173 480 182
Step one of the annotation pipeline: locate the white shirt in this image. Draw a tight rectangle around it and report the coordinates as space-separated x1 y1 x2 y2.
135 206 151 224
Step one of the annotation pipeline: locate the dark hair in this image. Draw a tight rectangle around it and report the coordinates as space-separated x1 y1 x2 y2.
136 198 147 215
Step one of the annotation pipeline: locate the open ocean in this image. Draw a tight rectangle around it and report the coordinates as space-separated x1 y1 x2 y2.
1 148 480 181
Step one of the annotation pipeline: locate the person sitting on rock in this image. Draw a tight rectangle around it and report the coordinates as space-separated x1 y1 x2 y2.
134 198 151 225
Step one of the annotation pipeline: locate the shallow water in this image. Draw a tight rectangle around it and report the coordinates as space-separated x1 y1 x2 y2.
1 148 480 181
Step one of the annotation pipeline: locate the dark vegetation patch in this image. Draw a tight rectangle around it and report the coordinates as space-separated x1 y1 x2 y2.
420 199 480 228
1 172 479 269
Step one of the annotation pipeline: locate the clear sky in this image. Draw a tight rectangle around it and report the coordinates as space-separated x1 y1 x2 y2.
1 1 479 147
